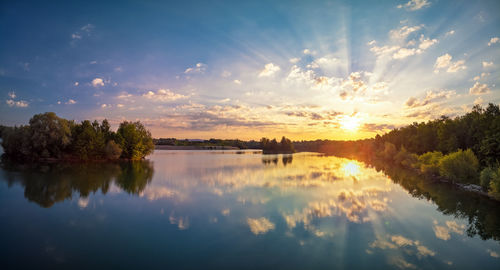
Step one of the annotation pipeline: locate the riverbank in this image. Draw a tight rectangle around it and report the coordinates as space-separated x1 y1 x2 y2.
155 145 240 150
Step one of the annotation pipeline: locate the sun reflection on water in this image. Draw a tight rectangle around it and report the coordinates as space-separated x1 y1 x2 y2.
342 161 361 177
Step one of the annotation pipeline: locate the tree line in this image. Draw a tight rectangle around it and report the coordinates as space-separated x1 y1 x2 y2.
295 103 500 200
260 136 295 154
0 112 154 161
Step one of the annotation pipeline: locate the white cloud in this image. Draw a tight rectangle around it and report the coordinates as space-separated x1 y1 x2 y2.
81 24 94 32
303 49 315 55
474 97 483 105
370 45 401 56
289 57 300 64
434 54 466 73
393 48 418 59
389 25 422 40
445 30 455 37
71 24 94 44
233 79 242 84
116 92 132 99
286 65 338 90
405 90 455 108
488 37 499 46
419 34 438 49
367 40 377 46
306 56 341 70
247 217 275 235
371 27 435 60
101 104 109 108
6 99 28 107
65 99 77 105
117 104 124 108
142 89 189 102
74 82 79 86
184 62 207 74
8 91 16 99
469 82 490 95
397 0 431 11
340 72 368 100
482 61 494 68
91 78 105 87
258 63 281 77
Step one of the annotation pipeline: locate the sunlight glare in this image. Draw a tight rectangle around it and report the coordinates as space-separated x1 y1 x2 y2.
340 116 361 132
342 161 360 177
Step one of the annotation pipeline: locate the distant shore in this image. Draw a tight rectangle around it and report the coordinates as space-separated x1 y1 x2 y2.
154 145 241 150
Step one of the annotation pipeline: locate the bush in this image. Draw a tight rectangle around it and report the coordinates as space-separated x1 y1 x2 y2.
488 169 500 200
418 151 443 176
438 149 479 184
480 167 497 189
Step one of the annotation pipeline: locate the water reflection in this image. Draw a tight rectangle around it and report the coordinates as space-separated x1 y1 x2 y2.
1 151 499 269
0 160 154 208
262 154 293 166
369 160 500 242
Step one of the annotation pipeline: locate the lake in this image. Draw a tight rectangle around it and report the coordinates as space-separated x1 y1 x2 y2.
1 150 499 269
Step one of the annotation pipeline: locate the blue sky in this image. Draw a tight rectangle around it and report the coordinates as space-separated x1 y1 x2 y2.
1 0 499 140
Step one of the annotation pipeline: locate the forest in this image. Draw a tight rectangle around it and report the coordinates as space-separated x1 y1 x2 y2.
0 112 154 161
295 103 500 200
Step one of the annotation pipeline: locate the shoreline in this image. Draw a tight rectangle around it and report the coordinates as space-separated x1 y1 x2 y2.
154 145 241 150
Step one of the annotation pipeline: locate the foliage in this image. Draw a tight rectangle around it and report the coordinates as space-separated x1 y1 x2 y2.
394 147 418 168
105 141 123 160
438 149 479 184
260 136 295 154
29 112 72 159
480 167 497 190
116 121 154 160
1 112 153 161
418 151 443 176
154 137 260 149
479 167 500 199
381 142 397 161
488 168 500 200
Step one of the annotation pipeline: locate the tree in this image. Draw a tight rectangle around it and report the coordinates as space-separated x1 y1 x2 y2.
418 151 443 176
29 112 72 159
116 121 154 160
438 149 479 184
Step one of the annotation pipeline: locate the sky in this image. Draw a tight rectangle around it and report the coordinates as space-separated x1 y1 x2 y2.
0 0 499 140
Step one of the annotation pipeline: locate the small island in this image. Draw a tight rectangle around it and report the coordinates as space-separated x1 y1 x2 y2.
0 112 154 161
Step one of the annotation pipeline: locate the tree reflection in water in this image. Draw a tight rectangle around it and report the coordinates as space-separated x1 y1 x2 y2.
368 159 500 242
262 154 293 166
0 160 154 208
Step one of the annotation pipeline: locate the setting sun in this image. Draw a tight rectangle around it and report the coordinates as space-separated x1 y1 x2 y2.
340 116 361 132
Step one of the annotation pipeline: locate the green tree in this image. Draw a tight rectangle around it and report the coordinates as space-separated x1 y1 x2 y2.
418 151 443 176
438 149 479 184
480 167 497 190
116 121 154 160
29 112 72 159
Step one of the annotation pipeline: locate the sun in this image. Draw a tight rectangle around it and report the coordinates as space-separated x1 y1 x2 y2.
340 116 361 132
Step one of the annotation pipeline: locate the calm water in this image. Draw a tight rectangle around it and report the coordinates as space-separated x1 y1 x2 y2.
1 150 499 269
